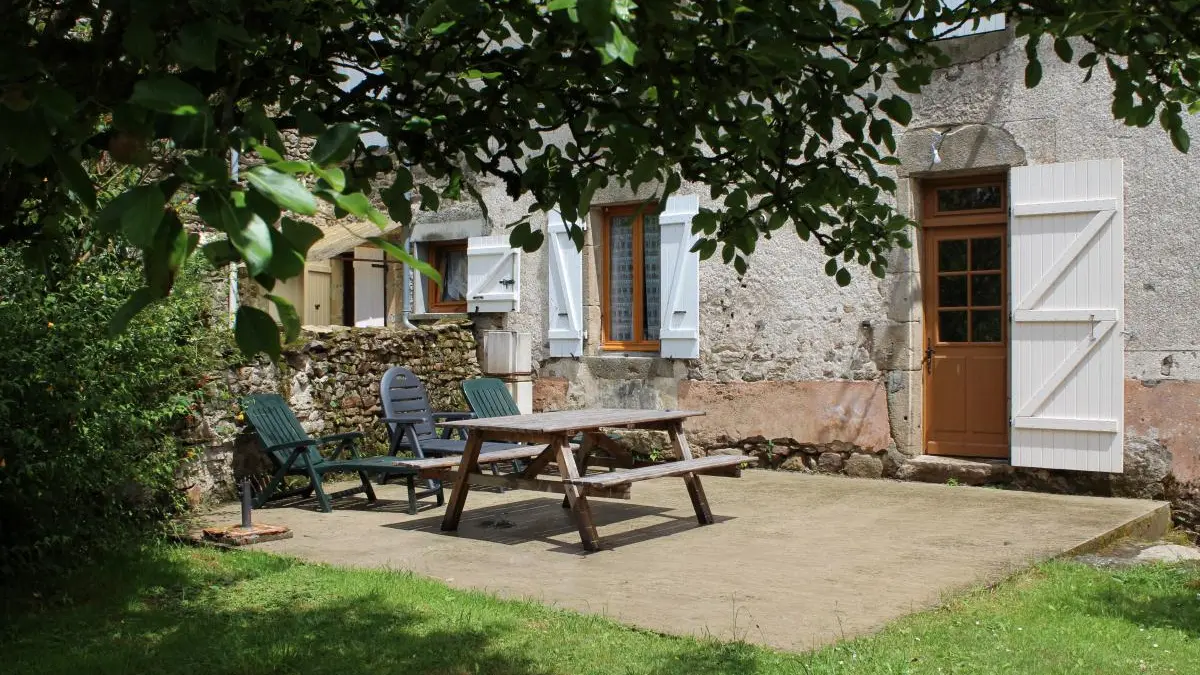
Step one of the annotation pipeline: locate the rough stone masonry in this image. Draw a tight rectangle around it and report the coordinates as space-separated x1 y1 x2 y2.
177 321 480 503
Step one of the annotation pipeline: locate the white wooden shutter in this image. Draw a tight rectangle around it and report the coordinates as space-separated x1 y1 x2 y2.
547 210 584 357
658 195 701 359
465 235 520 313
1010 159 1124 472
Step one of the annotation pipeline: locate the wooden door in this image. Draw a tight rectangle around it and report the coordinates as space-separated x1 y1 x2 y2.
352 247 386 327
922 174 1010 458
306 261 332 325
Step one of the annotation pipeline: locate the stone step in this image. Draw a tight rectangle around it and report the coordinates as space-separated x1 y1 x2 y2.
895 455 1013 486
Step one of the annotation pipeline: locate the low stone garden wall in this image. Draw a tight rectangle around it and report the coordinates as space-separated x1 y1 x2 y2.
178 321 480 503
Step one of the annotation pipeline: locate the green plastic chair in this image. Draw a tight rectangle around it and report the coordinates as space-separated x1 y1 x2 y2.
242 394 442 514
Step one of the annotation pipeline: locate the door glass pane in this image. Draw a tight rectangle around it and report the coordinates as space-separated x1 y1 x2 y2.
608 216 635 341
971 273 1002 307
971 310 1003 342
642 215 661 341
938 239 968 272
938 275 968 307
939 310 969 343
937 185 1002 212
971 237 1002 271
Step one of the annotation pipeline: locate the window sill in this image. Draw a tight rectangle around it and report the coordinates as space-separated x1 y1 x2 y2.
410 313 469 321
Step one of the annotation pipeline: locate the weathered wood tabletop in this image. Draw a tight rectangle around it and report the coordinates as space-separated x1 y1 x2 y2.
437 408 755 551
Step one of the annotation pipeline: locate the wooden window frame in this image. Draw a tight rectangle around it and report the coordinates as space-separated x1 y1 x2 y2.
601 203 660 352
426 240 468 313
922 174 1007 227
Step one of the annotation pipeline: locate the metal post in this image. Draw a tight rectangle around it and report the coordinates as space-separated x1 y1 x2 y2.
240 477 252 529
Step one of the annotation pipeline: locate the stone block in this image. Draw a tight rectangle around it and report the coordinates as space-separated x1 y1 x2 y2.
817 452 844 473
895 455 1012 486
844 453 884 479
533 376 569 412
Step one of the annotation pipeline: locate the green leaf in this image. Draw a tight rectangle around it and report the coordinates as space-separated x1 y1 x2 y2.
416 0 450 30
431 21 457 35
311 123 361 165
870 261 887 279
333 192 388 228
370 237 440 283
254 144 283 163
824 258 838 277
271 161 314 174
201 240 238 266
267 295 302 343
878 97 912 126
103 185 165 248
1025 60 1043 88
129 76 207 115
314 166 346 192
108 288 156 336
122 18 156 62
835 268 852 287
235 306 281 361
171 21 218 71
266 229 306 280
281 217 324 255
418 184 440 212
246 166 317 215
53 150 96 210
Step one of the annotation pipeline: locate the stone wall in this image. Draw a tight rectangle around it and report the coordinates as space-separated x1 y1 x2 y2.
177 321 480 502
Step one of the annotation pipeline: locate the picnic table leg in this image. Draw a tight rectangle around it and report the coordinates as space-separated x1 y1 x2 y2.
441 431 484 531
555 434 601 551
562 432 595 508
668 423 714 525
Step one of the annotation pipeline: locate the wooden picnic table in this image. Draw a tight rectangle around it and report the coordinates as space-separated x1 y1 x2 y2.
437 408 755 551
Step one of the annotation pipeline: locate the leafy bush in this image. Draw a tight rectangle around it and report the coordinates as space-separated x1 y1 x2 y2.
0 247 226 583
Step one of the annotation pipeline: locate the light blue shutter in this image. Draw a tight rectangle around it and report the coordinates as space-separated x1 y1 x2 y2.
547 210 584 357
658 196 701 359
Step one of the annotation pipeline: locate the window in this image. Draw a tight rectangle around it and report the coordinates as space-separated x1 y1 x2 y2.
602 205 661 350
426 240 468 313
932 0 1005 39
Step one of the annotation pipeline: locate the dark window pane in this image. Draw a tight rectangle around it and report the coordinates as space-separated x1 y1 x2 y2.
939 310 969 343
938 275 968 308
608 216 635 341
971 237 1002 271
938 239 968 272
971 273 1003 307
642 215 661 341
937 185 1002 212
971 310 1003 342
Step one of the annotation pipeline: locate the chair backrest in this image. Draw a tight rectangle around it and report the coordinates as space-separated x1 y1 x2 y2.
462 378 521 418
380 366 436 441
241 394 324 468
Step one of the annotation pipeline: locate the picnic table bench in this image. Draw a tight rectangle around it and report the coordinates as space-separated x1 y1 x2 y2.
437 409 757 551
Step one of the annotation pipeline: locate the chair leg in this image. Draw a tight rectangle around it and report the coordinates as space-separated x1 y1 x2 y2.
359 471 377 502
256 463 293 508
436 481 445 506
305 464 333 513
406 475 418 515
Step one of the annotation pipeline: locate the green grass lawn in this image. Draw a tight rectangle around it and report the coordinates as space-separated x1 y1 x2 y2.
2 545 1198 675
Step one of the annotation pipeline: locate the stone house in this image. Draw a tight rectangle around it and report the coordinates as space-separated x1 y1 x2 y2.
235 11 1200 516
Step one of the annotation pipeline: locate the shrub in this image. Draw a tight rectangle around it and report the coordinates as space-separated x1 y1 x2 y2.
0 247 226 583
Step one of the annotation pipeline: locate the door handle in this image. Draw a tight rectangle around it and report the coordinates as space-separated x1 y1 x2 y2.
923 341 935 374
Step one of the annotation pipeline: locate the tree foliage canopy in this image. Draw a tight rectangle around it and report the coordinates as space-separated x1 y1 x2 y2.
2 0 1197 356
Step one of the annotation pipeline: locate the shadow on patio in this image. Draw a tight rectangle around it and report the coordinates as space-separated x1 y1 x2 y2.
383 497 734 553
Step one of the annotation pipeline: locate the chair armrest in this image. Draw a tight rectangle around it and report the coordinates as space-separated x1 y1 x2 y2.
381 416 428 425
433 411 475 421
264 439 319 453
315 431 363 444
314 432 364 460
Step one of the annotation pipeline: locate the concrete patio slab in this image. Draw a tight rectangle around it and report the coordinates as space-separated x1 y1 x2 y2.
203 470 1167 651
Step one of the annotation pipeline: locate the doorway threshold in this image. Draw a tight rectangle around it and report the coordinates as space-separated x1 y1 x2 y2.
897 454 1013 486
